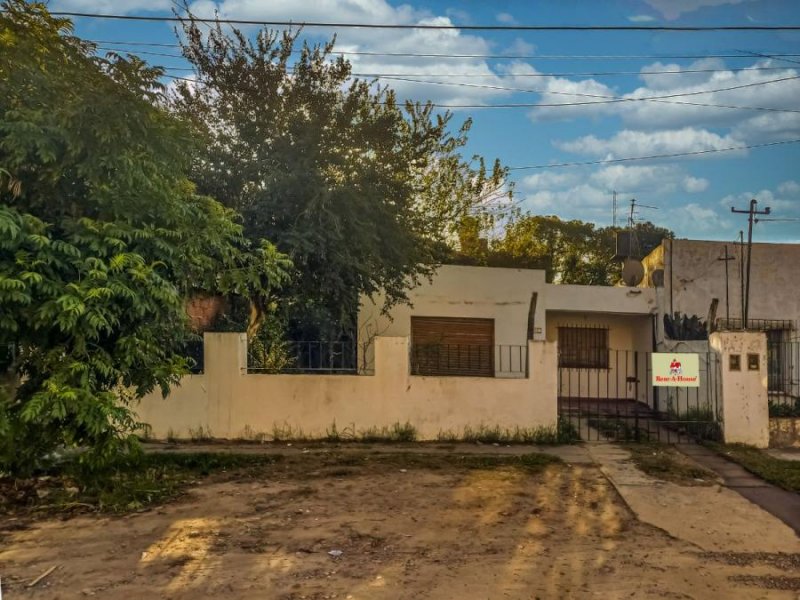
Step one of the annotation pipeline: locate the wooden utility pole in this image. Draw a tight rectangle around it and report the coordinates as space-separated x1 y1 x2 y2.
731 199 770 329
718 245 735 323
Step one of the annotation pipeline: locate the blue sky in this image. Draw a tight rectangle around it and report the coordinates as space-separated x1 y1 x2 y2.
58 0 800 242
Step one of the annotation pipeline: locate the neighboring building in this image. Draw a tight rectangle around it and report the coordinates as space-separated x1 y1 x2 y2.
641 239 800 401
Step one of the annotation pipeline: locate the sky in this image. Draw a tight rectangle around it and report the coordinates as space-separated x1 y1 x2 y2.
54 0 800 242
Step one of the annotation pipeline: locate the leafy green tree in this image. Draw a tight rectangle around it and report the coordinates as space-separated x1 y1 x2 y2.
0 1 290 473
171 19 509 338
450 212 672 285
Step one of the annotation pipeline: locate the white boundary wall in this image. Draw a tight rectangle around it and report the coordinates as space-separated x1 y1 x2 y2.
135 333 558 440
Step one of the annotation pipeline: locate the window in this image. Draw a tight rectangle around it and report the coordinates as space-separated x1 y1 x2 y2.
411 316 494 377
558 327 609 369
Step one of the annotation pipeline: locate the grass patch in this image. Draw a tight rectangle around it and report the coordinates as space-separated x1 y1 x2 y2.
624 443 715 485
0 450 561 518
0 453 280 517
708 443 800 493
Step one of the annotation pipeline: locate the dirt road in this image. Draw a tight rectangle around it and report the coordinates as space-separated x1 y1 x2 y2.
1 450 799 599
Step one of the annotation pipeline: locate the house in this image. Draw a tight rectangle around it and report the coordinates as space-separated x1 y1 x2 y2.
640 238 800 403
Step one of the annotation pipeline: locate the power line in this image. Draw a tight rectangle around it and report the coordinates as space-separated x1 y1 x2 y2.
93 46 795 77
49 13 800 31
507 138 800 170
86 40 800 61
374 75 800 113
160 72 800 111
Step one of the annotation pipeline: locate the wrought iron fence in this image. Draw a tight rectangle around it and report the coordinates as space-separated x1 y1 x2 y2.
248 340 358 374
182 339 205 374
767 341 800 399
557 349 723 443
716 318 794 331
410 343 527 377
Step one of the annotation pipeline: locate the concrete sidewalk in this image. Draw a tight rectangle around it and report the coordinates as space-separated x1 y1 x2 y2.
680 444 800 537
588 443 800 552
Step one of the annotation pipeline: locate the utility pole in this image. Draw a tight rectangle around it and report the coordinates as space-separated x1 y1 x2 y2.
731 199 770 329
738 231 744 327
718 245 735 324
612 190 617 228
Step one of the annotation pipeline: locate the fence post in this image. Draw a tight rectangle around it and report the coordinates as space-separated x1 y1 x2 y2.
709 330 769 447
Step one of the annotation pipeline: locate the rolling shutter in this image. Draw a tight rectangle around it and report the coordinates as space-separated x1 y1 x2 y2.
411 316 494 377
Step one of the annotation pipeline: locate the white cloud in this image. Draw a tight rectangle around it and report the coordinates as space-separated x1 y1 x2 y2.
555 128 742 159
496 12 517 24
627 14 656 22
669 202 731 233
720 182 800 215
515 163 714 224
643 0 750 20
590 164 682 193
51 0 171 12
683 176 709 193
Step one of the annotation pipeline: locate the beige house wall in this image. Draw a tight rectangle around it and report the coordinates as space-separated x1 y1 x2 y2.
136 333 558 441
709 331 770 447
358 265 657 373
546 311 653 402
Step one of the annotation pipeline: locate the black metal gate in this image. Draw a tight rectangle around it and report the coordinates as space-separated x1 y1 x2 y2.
557 349 722 443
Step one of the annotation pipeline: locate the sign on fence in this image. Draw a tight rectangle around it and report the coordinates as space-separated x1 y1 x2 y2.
652 353 700 387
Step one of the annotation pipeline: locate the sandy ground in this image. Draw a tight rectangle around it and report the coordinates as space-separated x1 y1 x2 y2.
1 451 799 599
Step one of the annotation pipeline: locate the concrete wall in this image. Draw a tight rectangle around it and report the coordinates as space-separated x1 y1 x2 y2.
709 331 770 447
643 238 800 328
769 418 800 448
136 333 558 441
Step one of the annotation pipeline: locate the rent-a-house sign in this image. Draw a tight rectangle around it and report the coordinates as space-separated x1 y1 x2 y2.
651 353 700 387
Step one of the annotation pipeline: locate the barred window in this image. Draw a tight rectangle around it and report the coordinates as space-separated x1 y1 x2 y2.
558 327 609 368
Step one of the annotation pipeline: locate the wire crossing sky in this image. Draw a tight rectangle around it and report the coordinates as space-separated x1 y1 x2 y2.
52 0 800 242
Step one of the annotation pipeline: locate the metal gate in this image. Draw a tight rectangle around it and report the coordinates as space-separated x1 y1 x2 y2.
557 349 723 443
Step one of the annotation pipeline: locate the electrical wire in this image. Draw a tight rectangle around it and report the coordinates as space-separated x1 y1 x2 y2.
507 138 800 171
48 13 800 31
85 39 800 61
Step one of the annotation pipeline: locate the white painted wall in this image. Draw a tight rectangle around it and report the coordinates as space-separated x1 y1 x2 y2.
135 333 559 441
709 331 770 447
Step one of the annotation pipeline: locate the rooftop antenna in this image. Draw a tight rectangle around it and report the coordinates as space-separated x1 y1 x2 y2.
627 198 659 257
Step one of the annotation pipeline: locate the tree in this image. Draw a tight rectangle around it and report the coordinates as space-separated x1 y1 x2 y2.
171 18 510 338
449 212 672 285
0 1 290 473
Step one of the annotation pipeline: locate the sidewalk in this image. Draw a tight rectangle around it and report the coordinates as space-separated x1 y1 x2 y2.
680 444 800 537
589 443 800 552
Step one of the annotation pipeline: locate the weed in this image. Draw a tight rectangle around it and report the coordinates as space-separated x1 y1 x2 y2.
449 420 579 445
708 443 800 493
166 428 177 444
624 443 715 485
239 425 268 443
324 421 356 443
271 422 308 442
769 399 800 418
358 421 417 443
188 425 214 442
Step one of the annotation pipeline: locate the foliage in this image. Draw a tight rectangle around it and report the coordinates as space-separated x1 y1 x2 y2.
0 2 289 475
769 399 800 418
624 443 715 485
664 313 708 340
451 213 672 285
0 452 281 515
436 419 579 444
170 17 510 337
